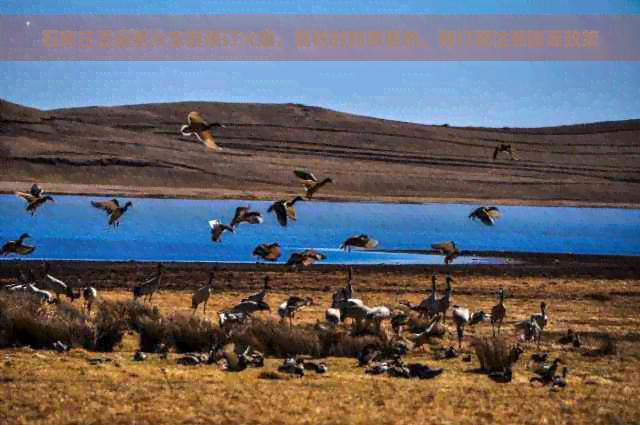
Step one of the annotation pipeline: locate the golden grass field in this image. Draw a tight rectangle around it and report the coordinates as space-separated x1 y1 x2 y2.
2 269 640 425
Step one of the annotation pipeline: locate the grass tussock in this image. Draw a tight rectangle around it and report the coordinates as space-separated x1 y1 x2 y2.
0 292 94 350
95 299 162 352
230 319 390 358
471 336 522 373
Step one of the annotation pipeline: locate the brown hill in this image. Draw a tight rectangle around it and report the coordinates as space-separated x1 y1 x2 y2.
1 99 639 205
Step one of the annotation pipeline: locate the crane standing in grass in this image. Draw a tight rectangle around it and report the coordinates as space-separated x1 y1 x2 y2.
192 270 216 314
133 263 164 304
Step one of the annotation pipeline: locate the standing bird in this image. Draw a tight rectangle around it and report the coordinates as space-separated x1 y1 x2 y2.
530 302 549 330
252 243 281 262
493 143 519 161
192 270 216 314
133 263 164 303
15 184 54 215
451 306 486 349
82 286 98 314
208 219 234 242
277 296 314 327
340 234 379 252
293 169 318 183
286 249 326 268
241 276 270 303
431 241 461 265
91 198 133 228
180 111 225 151
530 358 563 385
490 288 507 336
230 207 264 229
267 196 304 227
1 233 35 256
303 178 334 200
469 206 502 226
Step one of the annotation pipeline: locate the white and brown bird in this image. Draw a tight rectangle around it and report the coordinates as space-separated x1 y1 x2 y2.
180 111 225 150
15 184 54 215
1 233 35 256
493 143 519 160
230 207 263 229
208 219 234 242
431 241 462 265
469 206 502 226
286 249 326 268
490 288 507 336
340 234 379 252
252 243 281 262
267 196 304 227
277 296 314 326
91 198 133 227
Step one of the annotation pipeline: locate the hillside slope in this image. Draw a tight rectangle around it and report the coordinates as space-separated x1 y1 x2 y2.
1 99 639 205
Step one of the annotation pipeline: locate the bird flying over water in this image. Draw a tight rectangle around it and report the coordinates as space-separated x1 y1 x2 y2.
293 169 317 183
303 178 334 200
431 240 461 265
1 233 35 256
286 249 326 268
180 111 225 151
209 219 234 242
230 207 264 228
91 198 133 227
340 234 379 252
469 206 502 226
267 196 304 227
252 242 281 262
15 184 54 215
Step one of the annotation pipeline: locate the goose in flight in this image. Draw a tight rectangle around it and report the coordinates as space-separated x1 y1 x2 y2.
252 243 281 262
469 206 502 226
180 111 225 151
431 240 462 265
208 219 234 242
267 196 304 227
340 234 379 252
91 198 133 227
1 233 36 256
230 206 264 229
15 184 54 215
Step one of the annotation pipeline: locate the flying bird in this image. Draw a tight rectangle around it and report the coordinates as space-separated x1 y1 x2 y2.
15 184 54 215
230 206 263 228
252 242 281 262
180 111 225 151
340 234 379 252
208 219 234 242
286 249 326 268
267 196 304 227
303 178 334 200
469 206 502 226
293 169 317 183
1 233 35 256
431 241 461 265
91 198 133 227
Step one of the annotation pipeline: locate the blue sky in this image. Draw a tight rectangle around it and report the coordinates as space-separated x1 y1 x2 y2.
1 0 639 127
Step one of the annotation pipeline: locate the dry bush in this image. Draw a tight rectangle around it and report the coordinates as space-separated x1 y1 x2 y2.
95 299 162 352
164 313 224 353
471 336 521 373
232 319 321 357
0 292 94 350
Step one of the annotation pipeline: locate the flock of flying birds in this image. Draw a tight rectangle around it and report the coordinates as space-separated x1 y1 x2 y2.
2 111 504 265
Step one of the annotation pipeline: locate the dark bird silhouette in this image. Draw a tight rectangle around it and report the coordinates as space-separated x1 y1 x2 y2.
340 234 379 252
431 240 462 265
469 206 502 226
303 177 334 199
252 242 281 262
493 143 519 160
1 233 35 256
180 111 225 150
267 196 304 227
286 249 326 268
230 207 263 228
91 198 133 227
208 219 234 242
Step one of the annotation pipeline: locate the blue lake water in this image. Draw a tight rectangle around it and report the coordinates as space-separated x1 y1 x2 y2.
1 195 639 265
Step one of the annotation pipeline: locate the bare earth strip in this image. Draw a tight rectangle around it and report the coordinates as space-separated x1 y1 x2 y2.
1 99 639 206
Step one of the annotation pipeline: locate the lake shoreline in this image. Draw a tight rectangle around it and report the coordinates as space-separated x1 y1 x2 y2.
1 253 639 289
2 181 640 209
